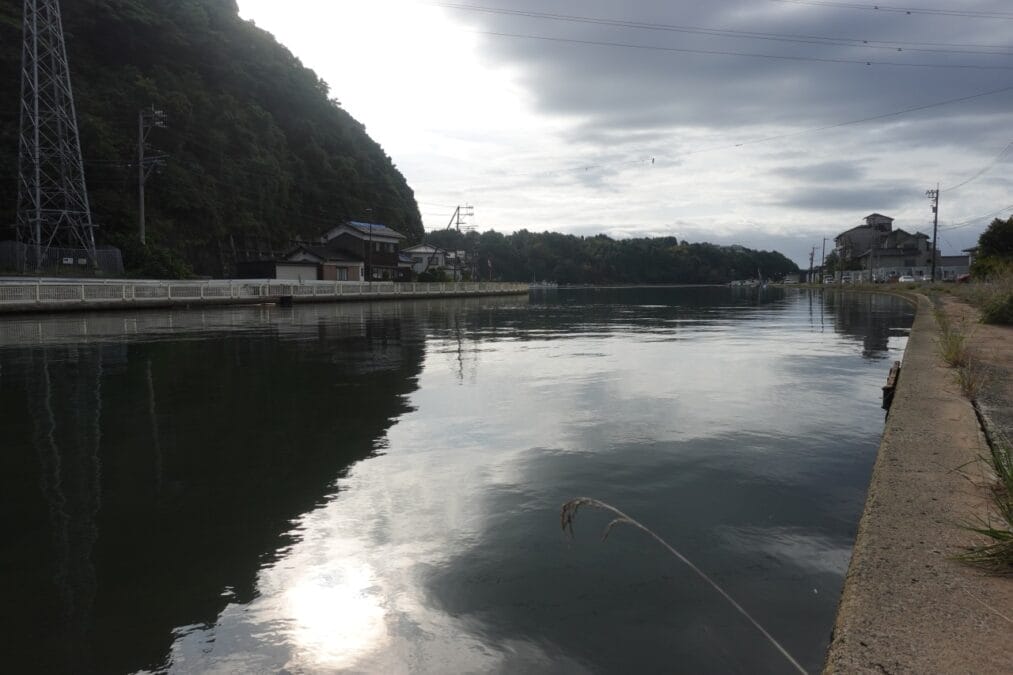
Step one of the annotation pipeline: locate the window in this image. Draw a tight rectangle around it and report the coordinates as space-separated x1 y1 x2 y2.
338 268 348 281
374 241 381 252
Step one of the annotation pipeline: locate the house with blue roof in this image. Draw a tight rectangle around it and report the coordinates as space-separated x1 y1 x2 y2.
318 221 407 281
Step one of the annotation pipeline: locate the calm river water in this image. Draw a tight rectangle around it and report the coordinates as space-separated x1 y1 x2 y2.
0 287 914 674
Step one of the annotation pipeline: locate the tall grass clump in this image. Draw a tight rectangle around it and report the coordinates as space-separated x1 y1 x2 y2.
956 359 988 401
960 433 1013 573
560 498 808 674
955 271 1013 326
934 308 971 368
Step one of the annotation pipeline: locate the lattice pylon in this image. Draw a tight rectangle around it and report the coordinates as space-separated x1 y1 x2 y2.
16 0 98 272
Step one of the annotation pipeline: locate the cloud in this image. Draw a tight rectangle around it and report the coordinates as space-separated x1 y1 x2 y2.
777 185 917 210
239 0 1013 263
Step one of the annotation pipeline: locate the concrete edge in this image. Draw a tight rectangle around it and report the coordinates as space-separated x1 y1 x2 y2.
823 294 1010 674
0 289 530 316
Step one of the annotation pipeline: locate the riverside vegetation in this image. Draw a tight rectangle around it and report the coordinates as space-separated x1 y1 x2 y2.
933 305 1013 573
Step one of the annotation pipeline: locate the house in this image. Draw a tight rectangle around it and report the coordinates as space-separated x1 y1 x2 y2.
835 213 940 281
398 252 414 281
936 255 971 281
402 244 467 280
319 221 406 281
234 260 321 282
834 213 894 261
285 244 364 281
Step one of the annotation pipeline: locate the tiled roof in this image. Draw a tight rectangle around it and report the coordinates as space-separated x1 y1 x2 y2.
347 221 406 239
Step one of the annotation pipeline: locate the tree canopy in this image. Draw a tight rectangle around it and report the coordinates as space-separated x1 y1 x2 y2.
0 0 423 275
971 215 1013 278
426 229 799 284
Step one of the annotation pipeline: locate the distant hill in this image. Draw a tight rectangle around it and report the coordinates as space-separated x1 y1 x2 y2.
0 0 423 276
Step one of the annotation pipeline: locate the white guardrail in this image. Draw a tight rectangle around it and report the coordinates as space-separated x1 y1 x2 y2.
0 280 530 309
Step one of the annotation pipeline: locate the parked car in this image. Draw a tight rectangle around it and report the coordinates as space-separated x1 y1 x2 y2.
898 275 915 283
956 274 971 283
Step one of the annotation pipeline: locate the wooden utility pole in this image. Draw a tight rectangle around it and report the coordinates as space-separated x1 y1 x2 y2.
927 185 940 281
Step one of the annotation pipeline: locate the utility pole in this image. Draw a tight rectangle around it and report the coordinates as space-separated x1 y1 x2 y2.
138 106 167 245
820 238 827 283
926 185 940 281
424 204 474 277
16 0 97 271
809 246 816 284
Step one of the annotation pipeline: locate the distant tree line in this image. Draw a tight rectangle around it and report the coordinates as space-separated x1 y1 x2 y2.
426 229 799 284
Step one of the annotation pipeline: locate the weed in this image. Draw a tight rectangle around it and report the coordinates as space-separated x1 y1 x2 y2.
955 359 987 401
560 497 808 674
960 433 1013 573
934 310 972 368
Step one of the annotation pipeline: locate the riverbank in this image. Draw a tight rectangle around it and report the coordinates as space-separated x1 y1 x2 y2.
0 279 530 314
824 293 1013 673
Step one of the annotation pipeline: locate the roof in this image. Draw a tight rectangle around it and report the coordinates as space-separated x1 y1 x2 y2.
398 253 413 264
865 213 894 221
286 244 362 263
346 221 406 239
836 224 873 240
236 259 318 267
403 244 445 254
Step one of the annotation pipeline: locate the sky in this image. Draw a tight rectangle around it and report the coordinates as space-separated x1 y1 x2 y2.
236 0 1013 266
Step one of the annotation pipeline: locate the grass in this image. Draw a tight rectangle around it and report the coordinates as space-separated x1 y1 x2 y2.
950 272 1013 326
959 432 1013 573
955 358 988 401
560 497 808 674
932 307 986 400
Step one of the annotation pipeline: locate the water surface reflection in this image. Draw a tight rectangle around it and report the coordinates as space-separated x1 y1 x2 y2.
0 289 913 673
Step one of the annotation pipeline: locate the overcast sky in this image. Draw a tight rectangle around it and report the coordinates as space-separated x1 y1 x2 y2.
236 0 1012 265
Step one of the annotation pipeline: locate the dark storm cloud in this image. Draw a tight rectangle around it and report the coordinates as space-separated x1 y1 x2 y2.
451 0 1013 135
777 185 917 210
772 160 865 182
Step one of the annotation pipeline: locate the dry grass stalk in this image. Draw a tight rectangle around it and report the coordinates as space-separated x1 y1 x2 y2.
955 359 987 401
560 497 808 674
960 433 1013 573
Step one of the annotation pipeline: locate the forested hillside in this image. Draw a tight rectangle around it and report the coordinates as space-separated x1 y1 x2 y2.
0 0 423 276
427 229 799 284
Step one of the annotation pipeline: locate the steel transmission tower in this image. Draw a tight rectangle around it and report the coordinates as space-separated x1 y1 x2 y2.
16 0 98 271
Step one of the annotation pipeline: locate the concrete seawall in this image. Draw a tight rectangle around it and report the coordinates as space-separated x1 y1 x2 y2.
824 294 1012 673
0 280 530 315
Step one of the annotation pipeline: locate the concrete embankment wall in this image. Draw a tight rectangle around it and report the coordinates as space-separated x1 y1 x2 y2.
0 281 530 315
824 294 1011 673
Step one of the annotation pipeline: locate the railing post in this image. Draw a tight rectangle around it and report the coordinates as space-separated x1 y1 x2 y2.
80 285 85 302
35 282 41 303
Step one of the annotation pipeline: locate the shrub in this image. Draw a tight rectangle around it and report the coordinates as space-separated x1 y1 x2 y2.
981 291 1013 325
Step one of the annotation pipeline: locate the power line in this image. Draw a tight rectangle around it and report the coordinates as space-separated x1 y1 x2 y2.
770 0 1013 20
459 82 1013 186
474 29 1013 71
938 205 1013 231
436 2 1013 56
941 141 1013 192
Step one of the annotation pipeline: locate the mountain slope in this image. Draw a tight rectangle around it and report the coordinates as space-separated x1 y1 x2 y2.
0 0 423 275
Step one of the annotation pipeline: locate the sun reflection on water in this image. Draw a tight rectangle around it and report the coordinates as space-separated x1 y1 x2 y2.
282 560 388 670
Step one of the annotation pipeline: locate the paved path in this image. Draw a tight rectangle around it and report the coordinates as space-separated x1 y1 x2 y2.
824 294 1013 674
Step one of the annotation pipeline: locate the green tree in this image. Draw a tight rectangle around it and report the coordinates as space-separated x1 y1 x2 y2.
971 215 1013 278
